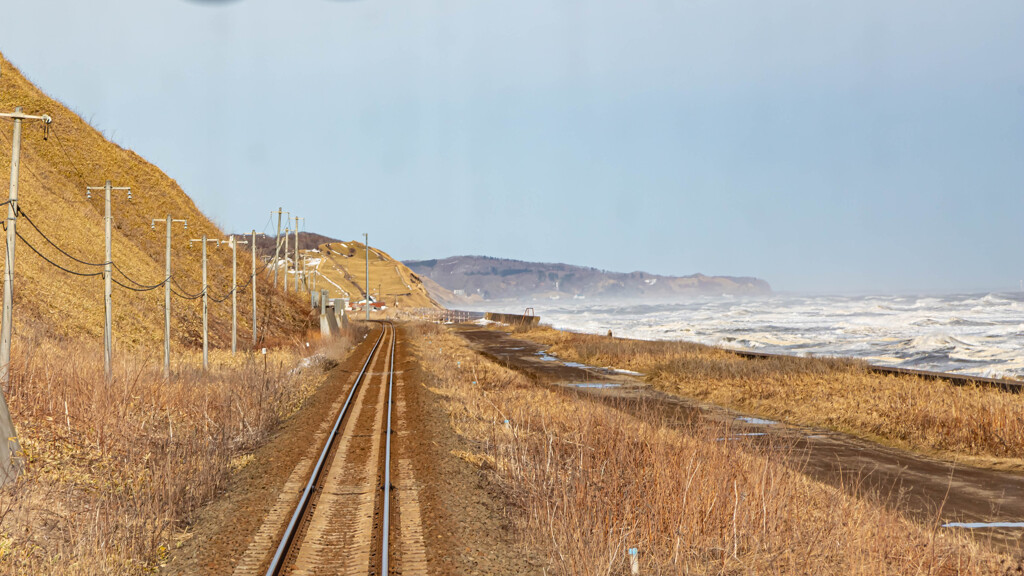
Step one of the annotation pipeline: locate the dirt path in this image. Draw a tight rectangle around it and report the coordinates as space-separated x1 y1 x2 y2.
458 326 1024 553
162 325 538 575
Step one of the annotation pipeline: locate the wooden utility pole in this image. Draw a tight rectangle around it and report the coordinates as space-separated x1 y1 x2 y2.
85 180 132 382
190 236 220 370
0 106 52 485
151 216 187 379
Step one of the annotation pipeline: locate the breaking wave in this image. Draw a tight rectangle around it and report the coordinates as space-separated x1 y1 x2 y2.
508 292 1024 379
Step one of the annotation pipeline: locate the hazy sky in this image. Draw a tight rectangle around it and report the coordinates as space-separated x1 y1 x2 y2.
1 0 1022 293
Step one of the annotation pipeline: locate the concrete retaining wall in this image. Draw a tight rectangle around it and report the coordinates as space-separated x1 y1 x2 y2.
485 312 540 327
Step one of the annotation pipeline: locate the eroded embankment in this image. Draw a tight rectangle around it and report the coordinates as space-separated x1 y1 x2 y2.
420 323 1020 575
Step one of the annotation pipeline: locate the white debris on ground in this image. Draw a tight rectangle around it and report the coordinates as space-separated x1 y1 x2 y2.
473 318 498 326
290 353 327 374
610 368 644 376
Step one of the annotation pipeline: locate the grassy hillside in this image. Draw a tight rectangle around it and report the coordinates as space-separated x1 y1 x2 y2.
306 240 443 310
250 230 342 254
0 53 310 350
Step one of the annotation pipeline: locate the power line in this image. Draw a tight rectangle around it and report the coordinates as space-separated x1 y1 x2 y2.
208 289 233 304
47 122 90 186
18 208 106 267
110 260 164 290
111 275 167 292
171 286 205 300
20 207 165 288
14 229 103 277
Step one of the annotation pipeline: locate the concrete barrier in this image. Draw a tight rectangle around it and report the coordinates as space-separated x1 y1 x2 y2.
485 312 540 327
729 349 1022 393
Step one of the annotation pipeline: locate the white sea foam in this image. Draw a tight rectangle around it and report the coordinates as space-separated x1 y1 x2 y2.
499 292 1024 379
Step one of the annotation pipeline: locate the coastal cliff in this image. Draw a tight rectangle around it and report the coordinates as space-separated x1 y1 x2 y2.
405 256 770 304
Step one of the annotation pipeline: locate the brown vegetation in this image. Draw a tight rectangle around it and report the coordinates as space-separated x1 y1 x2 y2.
526 327 1024 467
410 323 1016 575
0 328 364 575
312 240 440 310
0 50 357 574
0 52 310 348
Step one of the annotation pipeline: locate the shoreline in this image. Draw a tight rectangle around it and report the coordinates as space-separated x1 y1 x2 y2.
726 347 1023 393
526 318 1024 393
463 290 1024 380
455 323 1024 556
514 323 1024 470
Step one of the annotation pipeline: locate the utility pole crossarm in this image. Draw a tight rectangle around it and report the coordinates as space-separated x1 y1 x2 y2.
0 112 52 122
86 187 131 202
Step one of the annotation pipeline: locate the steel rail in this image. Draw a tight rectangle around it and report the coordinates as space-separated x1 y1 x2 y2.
264 324 388 576
381 321 396 573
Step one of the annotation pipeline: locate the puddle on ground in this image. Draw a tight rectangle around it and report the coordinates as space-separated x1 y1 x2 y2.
736 416 778 426
943 522 1024 529
535 351 623 374
716 433 767 441
563 382 622 389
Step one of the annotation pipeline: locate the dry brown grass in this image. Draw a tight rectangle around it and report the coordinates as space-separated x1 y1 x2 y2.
0 326 365 575
410 323 1017 575
0 52 310 349
523 327 1024 466
312 241 439 310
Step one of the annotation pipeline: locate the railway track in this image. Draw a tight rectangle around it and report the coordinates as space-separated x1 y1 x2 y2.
265 322 398 576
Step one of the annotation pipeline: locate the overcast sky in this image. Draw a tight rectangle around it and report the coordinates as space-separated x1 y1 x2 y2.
1 0 1022 293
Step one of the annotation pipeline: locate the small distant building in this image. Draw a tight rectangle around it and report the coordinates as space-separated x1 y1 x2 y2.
453 289 465 296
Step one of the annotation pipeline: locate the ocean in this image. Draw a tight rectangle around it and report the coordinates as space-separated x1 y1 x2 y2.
489 293 1024 379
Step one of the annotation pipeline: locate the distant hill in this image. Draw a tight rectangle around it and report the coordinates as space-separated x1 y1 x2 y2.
405 256 771 303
